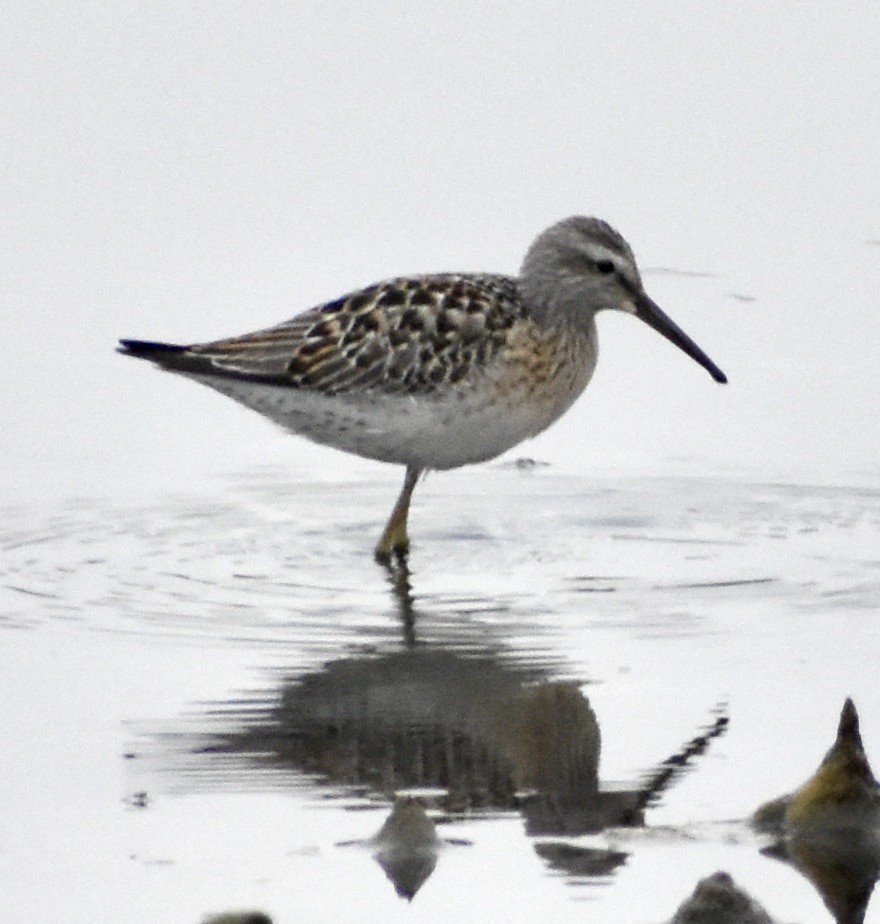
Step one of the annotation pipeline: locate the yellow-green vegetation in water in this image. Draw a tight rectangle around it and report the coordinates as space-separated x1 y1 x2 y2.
753 698 880 834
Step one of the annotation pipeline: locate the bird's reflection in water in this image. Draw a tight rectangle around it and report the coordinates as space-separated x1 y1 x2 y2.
195 553 727 896
753 699 880 924
215 648 723 825
380 554 417 648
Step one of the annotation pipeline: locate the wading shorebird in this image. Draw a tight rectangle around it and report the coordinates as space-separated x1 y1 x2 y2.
119 217 726 561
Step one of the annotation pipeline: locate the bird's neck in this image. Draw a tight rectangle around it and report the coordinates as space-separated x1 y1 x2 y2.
520 274 601 336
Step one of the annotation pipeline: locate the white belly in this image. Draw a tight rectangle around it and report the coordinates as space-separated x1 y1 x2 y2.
185 327 597 470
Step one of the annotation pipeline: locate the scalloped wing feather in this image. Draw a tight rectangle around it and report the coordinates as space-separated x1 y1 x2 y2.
187 274 524 395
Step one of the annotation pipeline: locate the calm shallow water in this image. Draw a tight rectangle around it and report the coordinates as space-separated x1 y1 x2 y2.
2 466 880 923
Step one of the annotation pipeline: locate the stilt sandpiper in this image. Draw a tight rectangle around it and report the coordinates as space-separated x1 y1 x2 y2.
119 217 726 560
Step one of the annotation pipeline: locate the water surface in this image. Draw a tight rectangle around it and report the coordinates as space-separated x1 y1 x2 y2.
3 466 879 922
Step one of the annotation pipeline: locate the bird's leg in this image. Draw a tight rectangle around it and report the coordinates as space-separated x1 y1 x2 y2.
375 466 421 563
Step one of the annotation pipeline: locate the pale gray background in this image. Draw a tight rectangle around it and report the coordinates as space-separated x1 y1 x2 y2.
3 3 879 503
4 7 880 924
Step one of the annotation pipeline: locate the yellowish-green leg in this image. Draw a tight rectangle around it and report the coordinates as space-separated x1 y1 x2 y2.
375 466 421 562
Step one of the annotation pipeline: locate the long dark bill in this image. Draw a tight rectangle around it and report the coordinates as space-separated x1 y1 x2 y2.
635 292 727 384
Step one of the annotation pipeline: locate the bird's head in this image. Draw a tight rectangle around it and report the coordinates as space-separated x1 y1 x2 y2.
520 216 727 383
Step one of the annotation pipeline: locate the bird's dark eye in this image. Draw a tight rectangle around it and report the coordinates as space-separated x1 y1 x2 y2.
596 259 615 275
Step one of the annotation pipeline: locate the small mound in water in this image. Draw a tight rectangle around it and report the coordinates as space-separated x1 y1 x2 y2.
371 797 440 901
669 871 775 924
201 914 272 924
